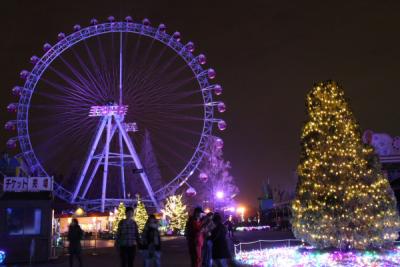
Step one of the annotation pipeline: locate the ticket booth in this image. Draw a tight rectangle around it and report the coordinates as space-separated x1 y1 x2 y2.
0 177 53 264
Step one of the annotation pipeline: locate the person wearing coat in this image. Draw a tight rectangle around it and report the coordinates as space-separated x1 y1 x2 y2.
185 207 205 267
141 214 161 267
68 218 83 267
116 207 140 267
210 213 231 267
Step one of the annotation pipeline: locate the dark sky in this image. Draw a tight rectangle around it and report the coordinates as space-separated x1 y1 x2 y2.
1 0 400 210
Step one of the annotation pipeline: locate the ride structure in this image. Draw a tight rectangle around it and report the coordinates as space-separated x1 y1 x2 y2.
5 16 226 211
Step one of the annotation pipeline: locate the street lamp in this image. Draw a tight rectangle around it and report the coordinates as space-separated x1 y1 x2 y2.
237 207 245 222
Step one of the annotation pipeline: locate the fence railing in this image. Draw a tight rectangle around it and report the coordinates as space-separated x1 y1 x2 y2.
234 239 302 255
235 239 400 255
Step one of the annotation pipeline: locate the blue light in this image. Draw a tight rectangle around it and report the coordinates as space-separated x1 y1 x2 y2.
0 250 6 264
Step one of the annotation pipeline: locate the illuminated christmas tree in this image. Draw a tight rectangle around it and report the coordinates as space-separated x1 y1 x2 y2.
162 195 188 233
292 81 400 250
134 195 148 233
112 202 126 233
197 136 239 208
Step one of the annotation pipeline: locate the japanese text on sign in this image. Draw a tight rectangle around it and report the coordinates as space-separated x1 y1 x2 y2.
3 177 53 192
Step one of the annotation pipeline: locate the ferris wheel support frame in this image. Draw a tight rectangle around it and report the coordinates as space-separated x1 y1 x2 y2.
71 107 160 212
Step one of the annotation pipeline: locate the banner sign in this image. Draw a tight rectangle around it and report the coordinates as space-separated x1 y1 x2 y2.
3 177 53 192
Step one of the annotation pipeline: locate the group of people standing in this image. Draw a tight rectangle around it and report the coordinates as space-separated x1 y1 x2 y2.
68 206 233 267
185 207 232 267
115 207 161 267
67 206 161 267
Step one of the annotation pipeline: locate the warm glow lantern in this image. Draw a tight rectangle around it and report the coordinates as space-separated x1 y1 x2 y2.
75 207 84 216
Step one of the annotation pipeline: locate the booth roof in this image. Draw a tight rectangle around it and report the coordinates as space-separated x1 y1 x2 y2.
0 191 52 200
56 211 110 218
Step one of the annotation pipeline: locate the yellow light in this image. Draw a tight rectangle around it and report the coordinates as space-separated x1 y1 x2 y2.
75 207 84 216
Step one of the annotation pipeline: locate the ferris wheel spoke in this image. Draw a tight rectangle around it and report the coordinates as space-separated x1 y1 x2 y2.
144 86 199 106
152 129 198 153
44 67 101 102
31 98 91 109
32 128 91 167
31 104 90 113
60 54 105 99
125 45 168 96
123 38 158 96
81 41 111 95
134 71 195 104
40 78 95 102
142 121 201 139
149 134 191 165
124 44 175 98
31 117 94 147
69 50 109 100
59 55 104 99
150 149 179 178
95 36 114 91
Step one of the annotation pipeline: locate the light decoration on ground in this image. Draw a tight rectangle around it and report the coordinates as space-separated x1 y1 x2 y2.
235 245 400 267
0 250 5 264
236 226 270 232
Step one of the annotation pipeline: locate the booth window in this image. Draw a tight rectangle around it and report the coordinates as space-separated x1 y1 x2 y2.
6 208 42 235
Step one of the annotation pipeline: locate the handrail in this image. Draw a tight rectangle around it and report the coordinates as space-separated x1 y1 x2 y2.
234 239 302 255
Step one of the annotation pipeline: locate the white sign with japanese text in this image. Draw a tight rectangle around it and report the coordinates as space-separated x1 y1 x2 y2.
3 177 53 192
3 177 28 192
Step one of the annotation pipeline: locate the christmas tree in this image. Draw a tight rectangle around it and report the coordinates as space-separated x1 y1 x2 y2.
112 202 126 233
292 81 400 250
162 195 188 233
197 136 239 209
134 195 148 233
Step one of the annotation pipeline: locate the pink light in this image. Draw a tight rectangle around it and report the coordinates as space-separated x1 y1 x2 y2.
216 191 224 199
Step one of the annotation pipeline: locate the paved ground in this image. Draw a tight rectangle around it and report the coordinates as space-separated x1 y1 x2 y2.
5 230 294 267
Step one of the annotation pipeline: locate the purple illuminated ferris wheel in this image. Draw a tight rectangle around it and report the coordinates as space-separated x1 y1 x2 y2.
5 16 226 211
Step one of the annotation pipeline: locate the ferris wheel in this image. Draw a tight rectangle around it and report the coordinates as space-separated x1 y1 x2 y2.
5 16 226 211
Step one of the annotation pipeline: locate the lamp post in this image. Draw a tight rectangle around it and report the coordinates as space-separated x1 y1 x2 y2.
215 190 225 212
237 207 245 222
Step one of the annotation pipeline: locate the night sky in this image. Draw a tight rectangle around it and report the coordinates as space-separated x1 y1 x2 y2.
1 1 400 210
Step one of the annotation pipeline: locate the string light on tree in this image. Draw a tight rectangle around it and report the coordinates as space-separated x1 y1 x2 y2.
134 195 148 233
161 194 188 234
112 202 126 233
292 81 400 250
197 136 239 209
